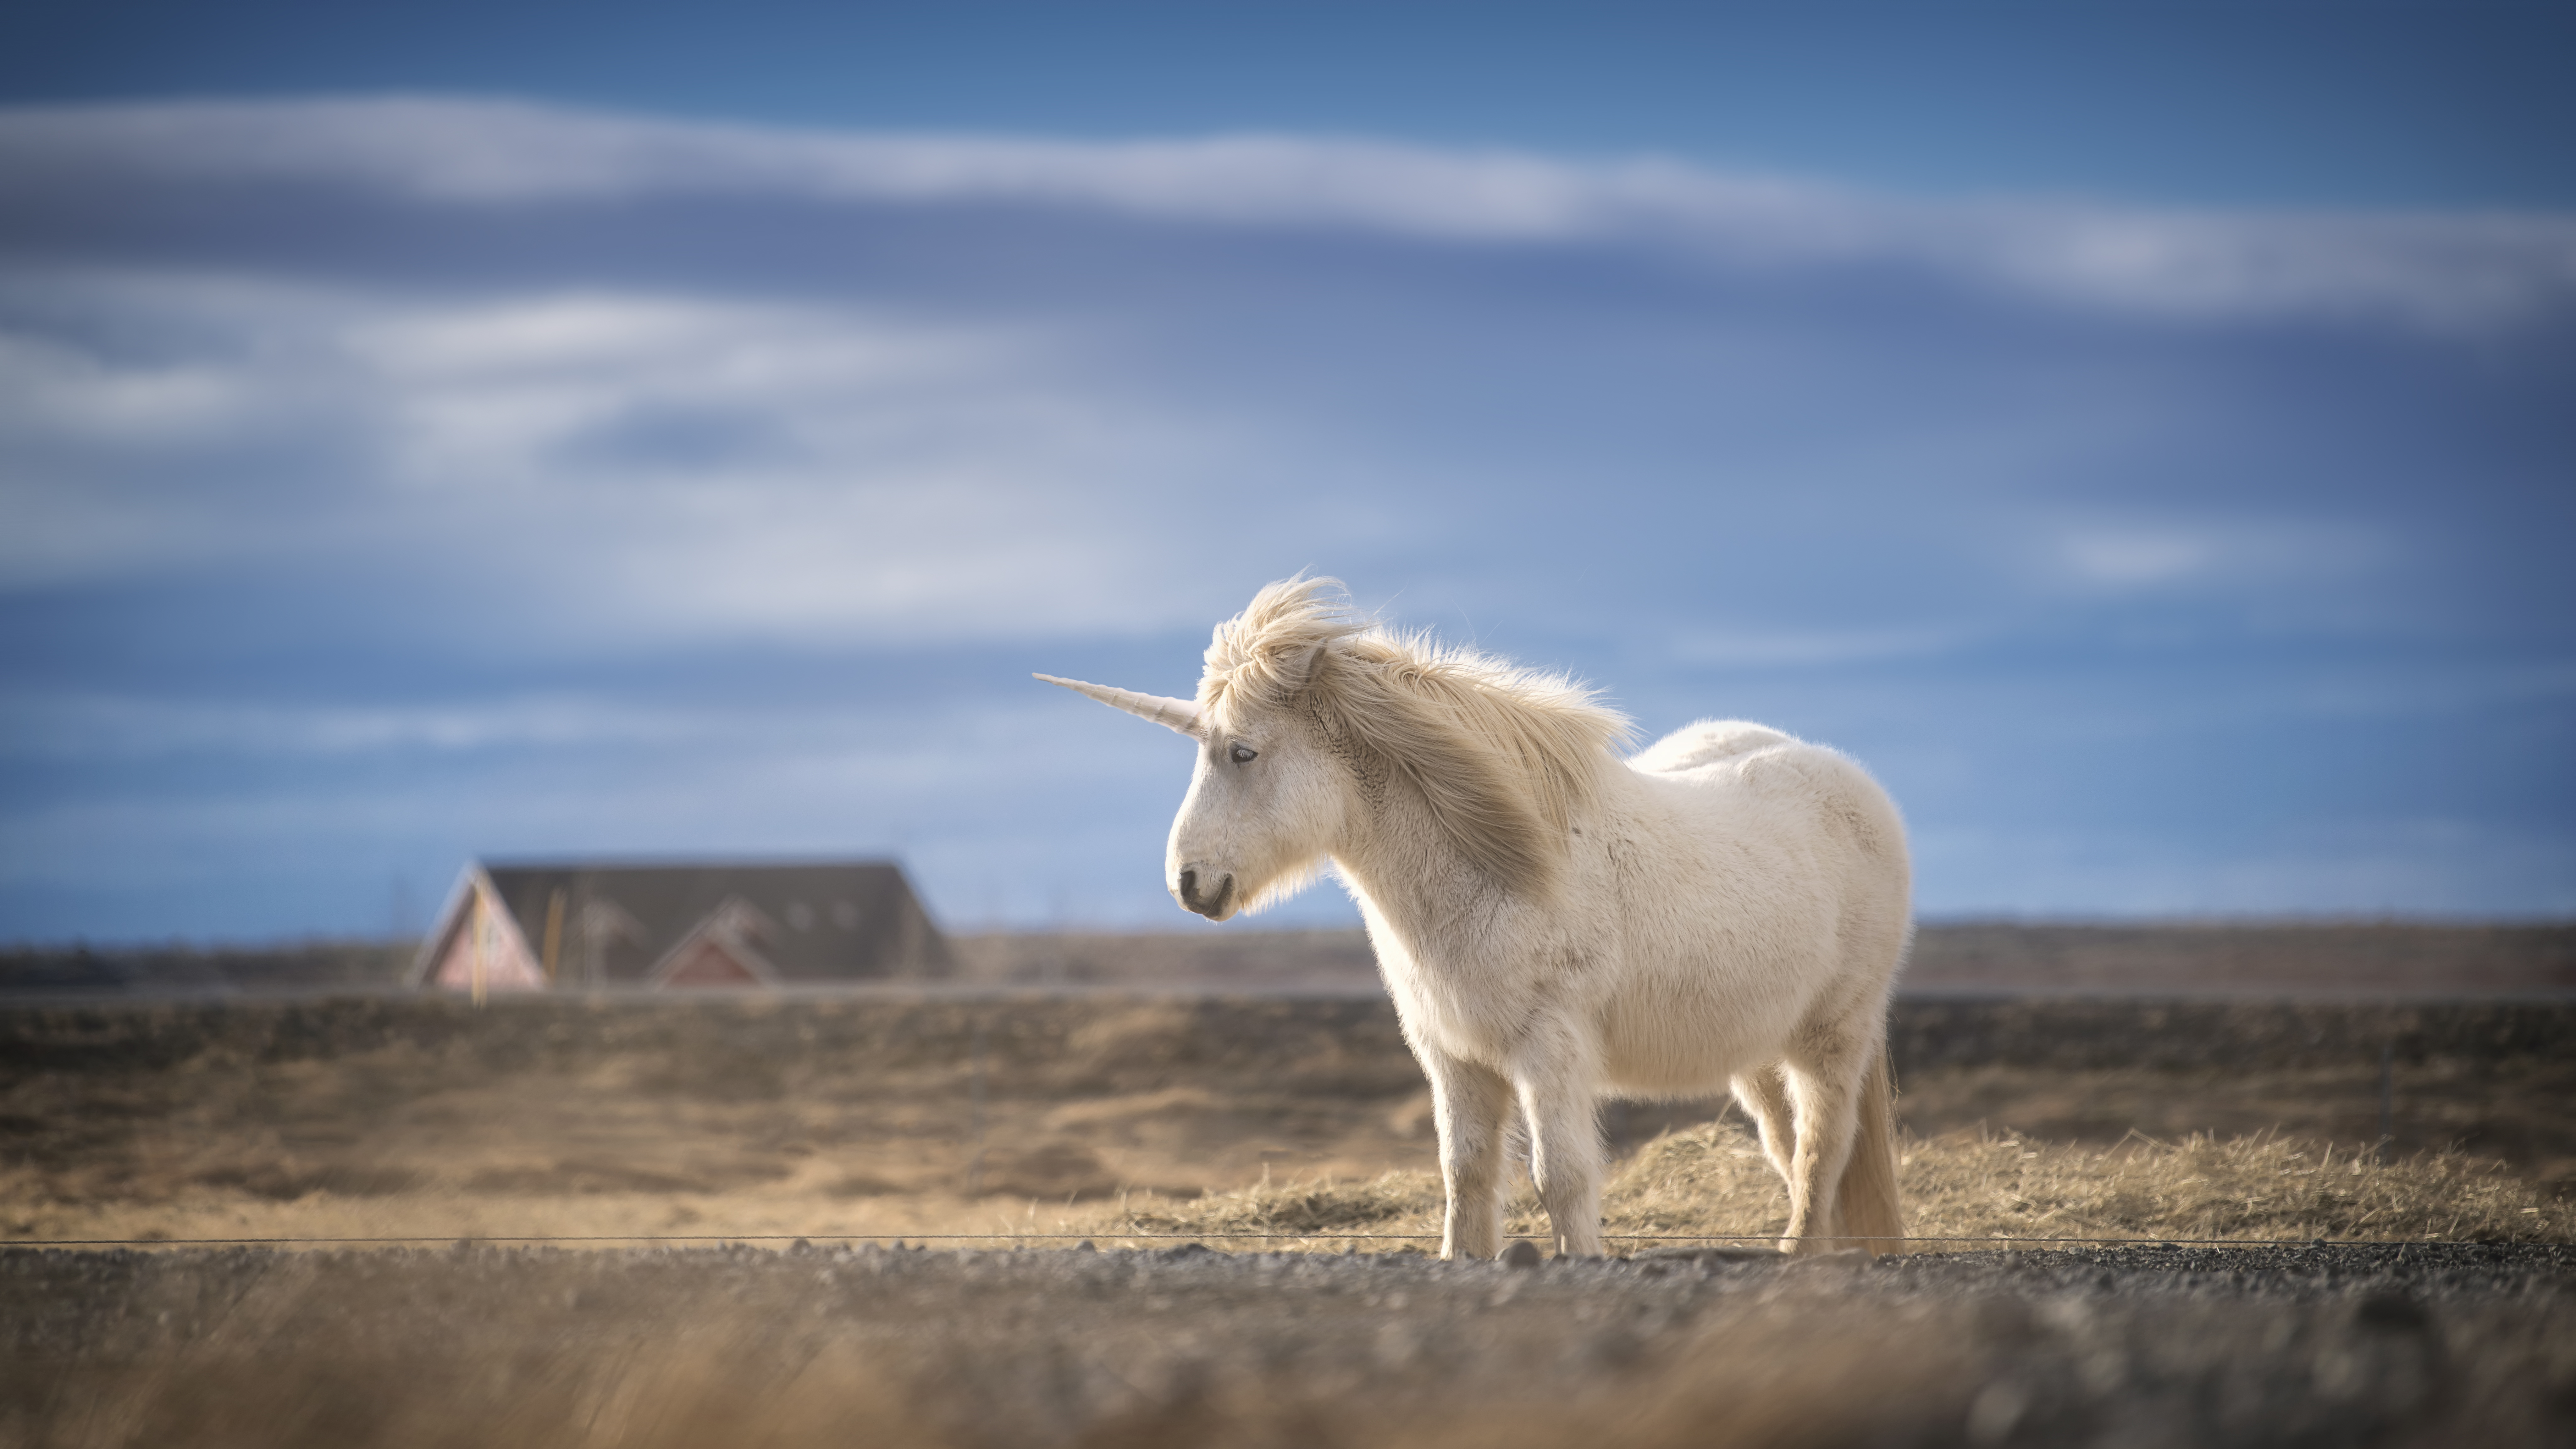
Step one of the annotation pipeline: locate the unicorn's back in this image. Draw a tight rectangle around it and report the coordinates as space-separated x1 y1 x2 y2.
1628 719 1904 859
1626 719 1796 776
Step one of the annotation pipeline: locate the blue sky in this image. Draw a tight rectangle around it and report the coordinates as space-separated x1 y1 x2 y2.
3 5 2572 940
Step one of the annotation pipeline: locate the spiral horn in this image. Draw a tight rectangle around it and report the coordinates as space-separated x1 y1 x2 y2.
1033 674 1204 738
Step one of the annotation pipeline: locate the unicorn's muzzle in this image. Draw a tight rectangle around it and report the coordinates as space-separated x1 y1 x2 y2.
1176 867 1236 920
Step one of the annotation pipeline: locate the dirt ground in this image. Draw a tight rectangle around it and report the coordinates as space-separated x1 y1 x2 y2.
7 1241 2572 1447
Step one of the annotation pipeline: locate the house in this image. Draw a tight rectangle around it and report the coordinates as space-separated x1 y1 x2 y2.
410 860 953 993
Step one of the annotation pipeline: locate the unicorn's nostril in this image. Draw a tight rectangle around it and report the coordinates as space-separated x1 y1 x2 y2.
1176 868 1235 917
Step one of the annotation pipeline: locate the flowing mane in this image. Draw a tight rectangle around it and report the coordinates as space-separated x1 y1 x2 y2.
1200 577 1635 899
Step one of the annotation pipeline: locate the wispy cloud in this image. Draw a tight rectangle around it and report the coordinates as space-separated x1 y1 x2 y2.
0 691 711 758
2048 518 2387 592
7 99 2575 330
0 271 1296 643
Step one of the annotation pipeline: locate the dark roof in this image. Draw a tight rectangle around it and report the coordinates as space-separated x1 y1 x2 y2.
480 861 951 985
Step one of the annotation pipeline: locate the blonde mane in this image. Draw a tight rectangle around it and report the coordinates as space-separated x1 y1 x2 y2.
1201 577 1635 899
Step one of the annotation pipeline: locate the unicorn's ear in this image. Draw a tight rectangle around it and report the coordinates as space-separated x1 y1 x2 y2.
1033 674 1205 738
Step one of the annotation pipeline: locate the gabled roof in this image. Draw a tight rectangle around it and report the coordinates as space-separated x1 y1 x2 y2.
411 860 951 989
644 896 784 988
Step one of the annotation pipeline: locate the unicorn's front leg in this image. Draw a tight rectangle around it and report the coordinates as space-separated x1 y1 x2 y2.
1425 1050 1512 1260
1516 1062 1604 1258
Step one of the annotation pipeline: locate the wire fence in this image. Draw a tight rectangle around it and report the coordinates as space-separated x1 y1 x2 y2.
8 1230 2553 1250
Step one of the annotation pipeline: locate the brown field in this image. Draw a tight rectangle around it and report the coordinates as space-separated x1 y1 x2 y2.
2 992 2570 1251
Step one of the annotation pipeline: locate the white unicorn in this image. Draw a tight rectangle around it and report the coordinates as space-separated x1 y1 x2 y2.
1040 578 1910 1259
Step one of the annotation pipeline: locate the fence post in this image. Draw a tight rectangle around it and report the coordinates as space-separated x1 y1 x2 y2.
967 1018 989 1195
2376 1040 2394 1166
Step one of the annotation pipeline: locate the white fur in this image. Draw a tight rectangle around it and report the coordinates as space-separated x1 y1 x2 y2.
1060 579 1912 1259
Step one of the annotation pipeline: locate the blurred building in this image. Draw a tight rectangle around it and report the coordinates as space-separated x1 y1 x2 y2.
411 860 952 993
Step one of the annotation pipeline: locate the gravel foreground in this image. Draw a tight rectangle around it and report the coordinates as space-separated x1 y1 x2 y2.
5 1242 2572 1448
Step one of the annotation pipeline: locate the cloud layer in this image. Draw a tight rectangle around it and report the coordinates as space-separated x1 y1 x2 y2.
3 100 2570 937
11 99 2576 329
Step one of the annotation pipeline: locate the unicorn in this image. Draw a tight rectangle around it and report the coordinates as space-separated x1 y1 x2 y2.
1039 578 1909 1259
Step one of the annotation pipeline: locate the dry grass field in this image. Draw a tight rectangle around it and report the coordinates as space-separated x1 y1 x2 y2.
1129 1119 2574 1253
2 993 2569 1252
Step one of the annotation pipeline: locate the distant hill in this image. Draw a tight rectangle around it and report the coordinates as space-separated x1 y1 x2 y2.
0 940 417 994
948 922 2576 996
5 922 2569 996
1904 922 2575 995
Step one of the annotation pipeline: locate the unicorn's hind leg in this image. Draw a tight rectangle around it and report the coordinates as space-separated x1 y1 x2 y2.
1729 1063 1796 1185
1776 1027 1875 1256
1424 1048 1513 1261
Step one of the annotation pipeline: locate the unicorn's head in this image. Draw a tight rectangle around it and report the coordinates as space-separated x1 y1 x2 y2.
1039 577 1630 922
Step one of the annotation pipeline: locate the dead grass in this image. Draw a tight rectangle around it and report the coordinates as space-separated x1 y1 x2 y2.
1095 1118 2576 1251
1120 1166 1431 1238
12 1115 2567 1255
1893 1126 2576 1247
8 994 2570 1255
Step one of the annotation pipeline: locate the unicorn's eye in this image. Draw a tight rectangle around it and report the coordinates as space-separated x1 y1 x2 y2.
1229 743 1258 765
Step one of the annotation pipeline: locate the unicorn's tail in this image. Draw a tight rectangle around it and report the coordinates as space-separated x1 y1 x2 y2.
1837 1044 1907 1255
